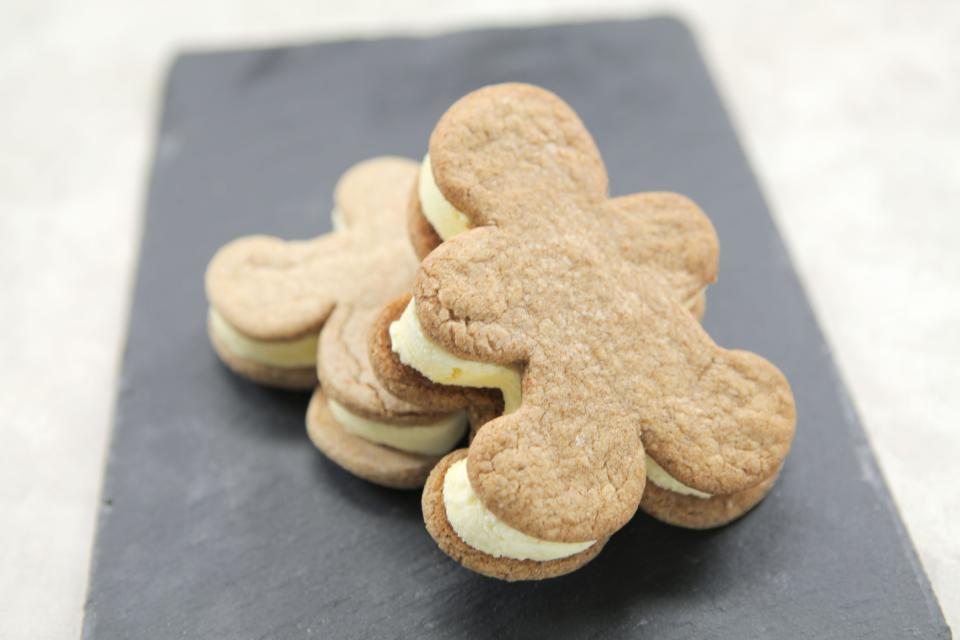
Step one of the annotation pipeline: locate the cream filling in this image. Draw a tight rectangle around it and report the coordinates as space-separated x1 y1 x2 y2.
443 459 595 561
327 398 467 456
683 288 706 310
418 154 472 241
646 456 712 499
389 300 522 414
330 206 346 232
208 308 317 368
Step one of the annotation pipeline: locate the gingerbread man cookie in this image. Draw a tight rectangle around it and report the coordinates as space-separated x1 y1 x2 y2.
206 157 470 488
383 84 795 579
371 101 715 437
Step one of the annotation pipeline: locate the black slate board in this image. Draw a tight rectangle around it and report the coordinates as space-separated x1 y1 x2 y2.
83 17 951 639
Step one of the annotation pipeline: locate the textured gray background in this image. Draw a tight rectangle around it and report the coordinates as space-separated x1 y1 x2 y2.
82 18 949 639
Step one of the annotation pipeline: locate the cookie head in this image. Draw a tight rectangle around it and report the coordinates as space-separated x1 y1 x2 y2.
410 83 717 309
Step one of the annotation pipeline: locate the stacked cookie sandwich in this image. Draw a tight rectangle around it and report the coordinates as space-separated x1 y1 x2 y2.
369 84 796 579
202 83 797 582
205 157 473 488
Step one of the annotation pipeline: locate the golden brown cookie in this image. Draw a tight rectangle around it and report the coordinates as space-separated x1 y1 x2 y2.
206 157 471 488
383 111 714 412
387 84 795 576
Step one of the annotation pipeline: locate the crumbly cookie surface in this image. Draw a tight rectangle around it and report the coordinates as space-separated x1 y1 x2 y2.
409 84 795 541
427 84 717 306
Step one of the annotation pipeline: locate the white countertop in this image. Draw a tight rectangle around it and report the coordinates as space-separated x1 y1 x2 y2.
1 1 957 636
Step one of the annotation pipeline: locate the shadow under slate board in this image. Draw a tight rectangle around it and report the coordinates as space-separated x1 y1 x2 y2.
82 17 950 640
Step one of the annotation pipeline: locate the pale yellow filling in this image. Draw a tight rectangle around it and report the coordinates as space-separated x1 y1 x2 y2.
684 288 706 310
418 154 472 241
327 399 467 456
443 459 595 561
330 206 346 232
646 456 712 499
389 300 522 414
208 308 317 368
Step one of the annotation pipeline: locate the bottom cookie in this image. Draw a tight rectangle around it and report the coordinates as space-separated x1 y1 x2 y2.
640 469 781 529
208 322 317 390
306 388 441 489
422 450 607 581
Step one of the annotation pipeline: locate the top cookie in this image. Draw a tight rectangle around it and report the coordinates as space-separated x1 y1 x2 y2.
206 157 447 421
405 84 795 542
414 84 717 306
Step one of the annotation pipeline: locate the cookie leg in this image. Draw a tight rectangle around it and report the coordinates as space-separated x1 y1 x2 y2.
422 450 607 581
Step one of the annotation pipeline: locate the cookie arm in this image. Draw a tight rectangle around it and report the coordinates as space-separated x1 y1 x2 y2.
205 233 347 340
607 192 719 305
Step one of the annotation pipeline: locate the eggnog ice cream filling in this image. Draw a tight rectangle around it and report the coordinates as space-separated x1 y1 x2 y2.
327 398 467 456
443 459 596 561
330 206 347 232
646 456 712 499
208 308 318 368
389 300 522 414
419 154 472 241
